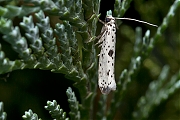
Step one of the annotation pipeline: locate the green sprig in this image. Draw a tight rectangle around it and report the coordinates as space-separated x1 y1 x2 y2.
66 87 80 120
133 66 180 119
22 109 41 120
45 100 69 120
0 102 7 120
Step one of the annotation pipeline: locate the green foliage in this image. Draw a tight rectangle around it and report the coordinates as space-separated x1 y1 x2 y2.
114 0 132 17
133 65 180 119
22 109 41 120
66 87 80 120
45 100 69 120
0 0 179 119
0 5 40 18
0 102 7 120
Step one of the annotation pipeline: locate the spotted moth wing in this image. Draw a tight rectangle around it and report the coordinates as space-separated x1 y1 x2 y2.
98 16 117 94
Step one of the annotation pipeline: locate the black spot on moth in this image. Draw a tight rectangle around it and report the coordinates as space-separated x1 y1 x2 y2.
107 69 110 76
108 49 114 57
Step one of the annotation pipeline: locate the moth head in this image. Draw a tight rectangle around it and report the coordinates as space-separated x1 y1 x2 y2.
105 16 115 24
105 10 115 24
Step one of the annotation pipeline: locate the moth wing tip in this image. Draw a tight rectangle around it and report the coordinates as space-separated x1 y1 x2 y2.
100 85 116 95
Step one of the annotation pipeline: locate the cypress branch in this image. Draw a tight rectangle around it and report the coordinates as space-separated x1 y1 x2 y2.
0 102 7 120
45 100 69 120
22 109 40 120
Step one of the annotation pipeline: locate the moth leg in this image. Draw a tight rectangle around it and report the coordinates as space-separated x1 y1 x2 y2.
87 26 106 43
87 36 97 43
98 43 102 48
87 19 106 43
98 19 105 24
115 21 119 29
95 27 108 46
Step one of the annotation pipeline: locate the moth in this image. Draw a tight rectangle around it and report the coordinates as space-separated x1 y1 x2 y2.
96 10 157 95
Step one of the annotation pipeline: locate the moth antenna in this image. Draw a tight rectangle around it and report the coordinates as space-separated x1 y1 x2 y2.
115 17 158 27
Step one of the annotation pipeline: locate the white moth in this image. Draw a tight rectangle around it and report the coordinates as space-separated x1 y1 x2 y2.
96 15 116 94
96 10 157 95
